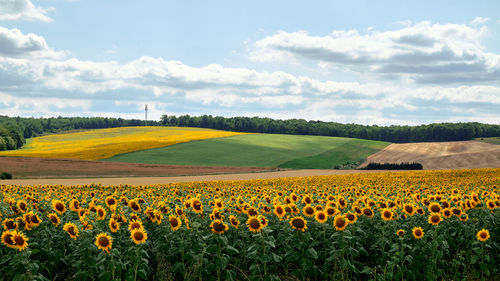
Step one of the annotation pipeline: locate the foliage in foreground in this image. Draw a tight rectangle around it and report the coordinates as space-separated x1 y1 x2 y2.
1 169 499 280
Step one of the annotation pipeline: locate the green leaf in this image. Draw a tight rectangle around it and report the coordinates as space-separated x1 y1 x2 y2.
306 248 318 259
470 255 478 264
226 245 239 255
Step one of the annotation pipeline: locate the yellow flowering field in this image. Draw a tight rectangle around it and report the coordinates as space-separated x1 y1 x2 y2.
1 169 499 280
0 126 246 160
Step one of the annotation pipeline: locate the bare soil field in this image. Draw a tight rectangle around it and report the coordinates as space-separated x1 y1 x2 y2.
0 169 395 186
360 141 500 170
0 157 273 179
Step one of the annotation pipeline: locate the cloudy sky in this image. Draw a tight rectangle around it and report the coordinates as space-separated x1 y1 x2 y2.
0 0 499 125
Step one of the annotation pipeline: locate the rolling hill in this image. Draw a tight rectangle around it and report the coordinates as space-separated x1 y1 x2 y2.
104 134 389 169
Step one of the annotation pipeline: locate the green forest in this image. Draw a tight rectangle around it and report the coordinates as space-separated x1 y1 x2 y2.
159 115 500 143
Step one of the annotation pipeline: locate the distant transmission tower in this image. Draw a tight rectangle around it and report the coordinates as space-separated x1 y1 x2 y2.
145 104 148 126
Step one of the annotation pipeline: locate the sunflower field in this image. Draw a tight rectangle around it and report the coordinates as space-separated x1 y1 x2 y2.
1 169 499 281
0 126 245 160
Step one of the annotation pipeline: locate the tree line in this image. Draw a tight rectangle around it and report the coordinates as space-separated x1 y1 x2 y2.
160 114 500 143
0 116 158 151
1 114 498 151
361 162 423 170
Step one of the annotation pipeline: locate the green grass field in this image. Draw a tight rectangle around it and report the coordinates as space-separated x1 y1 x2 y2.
105 134 389 168
476 137 500 145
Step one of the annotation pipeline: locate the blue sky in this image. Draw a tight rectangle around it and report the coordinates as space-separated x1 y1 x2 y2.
0 0 499 125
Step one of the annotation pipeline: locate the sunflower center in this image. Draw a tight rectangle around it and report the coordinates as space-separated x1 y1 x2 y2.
193 202 201 210
6 220 15 229
4 234 14 245
98 236 110 247
134 231 145 241
335 218 346 228
68 226 76 235
430 205 440 213
318 213 326 220
56 203 64 212
50 216 58 224
292 218 305 229
480 232 487 239
363 209 372 216
415 230 422 236
14 235 25 246
31 216 39 224
131 222 141 229
249 218 260 229
170 218 179 227
346 214 354 221
213 222 225 232
383 211 391 218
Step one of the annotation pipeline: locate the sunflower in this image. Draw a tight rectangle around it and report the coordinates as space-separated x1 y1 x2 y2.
273 205 286 220
47 213 61 227
63 222 79 240
428 203 441 214
16 200 28 213
1 230 16 249
3 218 18 231
246 216 262 233
52 200 66 215
476 229 490 242
69 199 80 212
128 220 143 231
333 215 348 231
428 213 442 226
229 215 240 228
169 215 181 231
191 198 203 214
325 207 338 217
381 208 393 221
259 215 269 228
403 204 415 216
131 228 148 244
441 208 452 219
96 206 107 220
95 233 113 253
289 216 307 232
459 213 468 222
412 227 424 239
12 230 29 251
303 205 315 217
210 220 229 234
27 212 42 228
362 207 374 218
129 200 141 213
109 218 120 233
314 210 328 223
105 196 117 209
345 212 357 224
396 229 405 238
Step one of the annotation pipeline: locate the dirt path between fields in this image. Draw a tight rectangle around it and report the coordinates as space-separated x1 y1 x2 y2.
359 141 500 170
1 169 394 186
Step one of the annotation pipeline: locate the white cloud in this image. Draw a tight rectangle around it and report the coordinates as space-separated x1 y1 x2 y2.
251 21 500 84
470 17 489 25
0 26 65 58
0 26 499 125
0 0 54 22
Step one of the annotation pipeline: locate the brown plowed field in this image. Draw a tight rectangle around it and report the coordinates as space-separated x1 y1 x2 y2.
360 141 500 170
0 157 273 179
